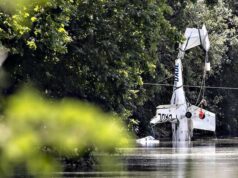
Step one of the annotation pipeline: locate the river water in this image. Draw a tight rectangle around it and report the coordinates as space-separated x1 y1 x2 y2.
62 138 238 178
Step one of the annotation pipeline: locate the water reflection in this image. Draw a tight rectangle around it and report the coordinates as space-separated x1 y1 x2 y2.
62 138 238 178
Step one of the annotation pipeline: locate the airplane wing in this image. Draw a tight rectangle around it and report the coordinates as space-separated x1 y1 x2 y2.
150 104 185 124
188 105 216 132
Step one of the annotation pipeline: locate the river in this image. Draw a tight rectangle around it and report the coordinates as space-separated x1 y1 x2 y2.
61 138 238 178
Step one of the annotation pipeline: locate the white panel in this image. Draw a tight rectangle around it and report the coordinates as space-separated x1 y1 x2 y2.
150 105 178 124
170 59 186 105
188 105 216 132
150 104 185 124
180 28 201 51
179 25 210 52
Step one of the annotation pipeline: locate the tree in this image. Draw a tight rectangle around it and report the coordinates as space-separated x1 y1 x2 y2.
0 0 181 129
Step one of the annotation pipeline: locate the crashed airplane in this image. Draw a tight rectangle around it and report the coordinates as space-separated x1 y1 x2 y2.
150 25 215 144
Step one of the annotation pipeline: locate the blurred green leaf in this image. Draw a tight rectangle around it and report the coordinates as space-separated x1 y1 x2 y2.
0 87 133 177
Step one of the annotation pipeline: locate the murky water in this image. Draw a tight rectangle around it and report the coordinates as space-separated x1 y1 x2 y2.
61 138 238 178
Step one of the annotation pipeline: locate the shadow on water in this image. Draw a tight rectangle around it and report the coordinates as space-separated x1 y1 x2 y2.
57 138 238 178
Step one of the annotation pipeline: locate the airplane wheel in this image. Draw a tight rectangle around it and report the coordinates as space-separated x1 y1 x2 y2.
185 112 192 118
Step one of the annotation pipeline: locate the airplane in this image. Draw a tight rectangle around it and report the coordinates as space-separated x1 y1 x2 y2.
150 25 216 144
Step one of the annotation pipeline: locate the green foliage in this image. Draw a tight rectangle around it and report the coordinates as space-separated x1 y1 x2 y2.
1 0 237 138
0 0 75 54
0 87 132 177
0 0 181 130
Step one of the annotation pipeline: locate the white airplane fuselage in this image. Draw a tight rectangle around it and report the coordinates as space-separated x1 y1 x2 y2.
171 58 191 142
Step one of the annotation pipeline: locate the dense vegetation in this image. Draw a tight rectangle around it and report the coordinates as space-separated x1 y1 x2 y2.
0 87 132 177
0 0 238 139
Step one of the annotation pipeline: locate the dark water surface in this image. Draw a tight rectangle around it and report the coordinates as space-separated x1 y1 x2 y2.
60 138 238 178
